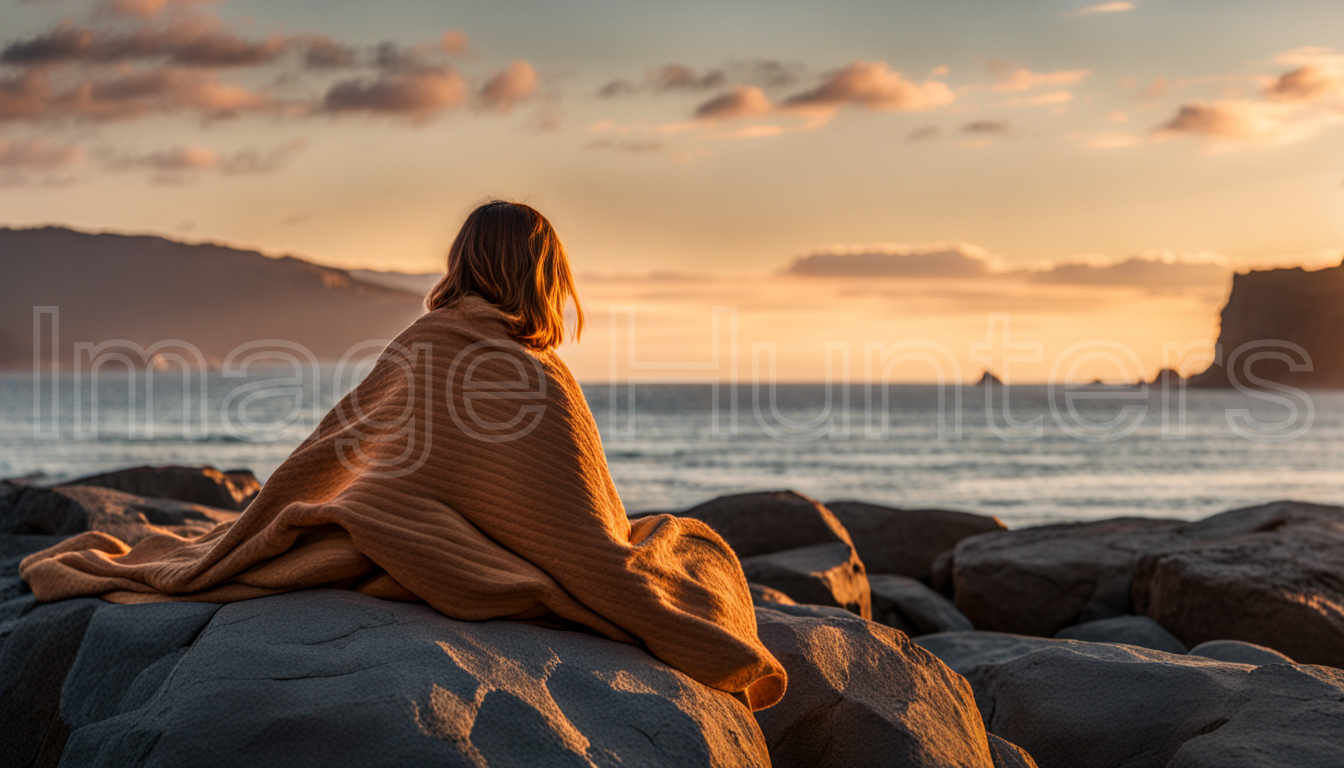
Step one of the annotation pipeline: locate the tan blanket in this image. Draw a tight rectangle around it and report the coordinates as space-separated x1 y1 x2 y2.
20 296 786 710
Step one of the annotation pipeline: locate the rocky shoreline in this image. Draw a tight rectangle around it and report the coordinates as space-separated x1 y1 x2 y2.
2 467 1342 767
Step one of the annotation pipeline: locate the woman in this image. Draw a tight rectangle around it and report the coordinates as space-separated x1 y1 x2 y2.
21 200 786 710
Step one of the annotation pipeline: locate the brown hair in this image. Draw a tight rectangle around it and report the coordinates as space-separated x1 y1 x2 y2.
425 200 584 350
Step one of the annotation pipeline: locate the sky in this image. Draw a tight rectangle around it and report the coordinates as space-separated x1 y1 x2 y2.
2 0 1343 381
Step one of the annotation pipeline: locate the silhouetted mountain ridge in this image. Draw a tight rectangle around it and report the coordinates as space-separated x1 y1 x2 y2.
0 226 427 368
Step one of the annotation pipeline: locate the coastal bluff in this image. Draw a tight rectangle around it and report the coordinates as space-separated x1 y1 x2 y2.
1191 258 1344 388
4 468 1344 767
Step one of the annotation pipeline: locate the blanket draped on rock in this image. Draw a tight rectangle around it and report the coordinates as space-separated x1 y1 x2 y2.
20 296 787 710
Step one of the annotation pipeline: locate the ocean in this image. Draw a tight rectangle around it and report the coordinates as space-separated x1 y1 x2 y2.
2 370 1341 526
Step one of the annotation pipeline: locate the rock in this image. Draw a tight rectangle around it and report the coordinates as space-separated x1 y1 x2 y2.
826 501 1005 581
680 490 854 558
930 549 955 597
1133 503 1344 668
747 582 796 606
870 574 973 636
951 517 1183 636
1053 616 1187 654
758 602 858 620
1188 640 1294 666
922 634 1344 768
754 608 1008 768
915 631 1067 674
58 465 261 511
740 542 872 619
21 589 771 768
0 485 238 545
987 734 1039 768
0 595 102 768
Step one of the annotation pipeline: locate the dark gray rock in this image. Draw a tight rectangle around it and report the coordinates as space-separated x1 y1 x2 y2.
1053 616 1187 654
740 542 872 619
915 631 1068 675
754 608 1009 768
747 582 796 606
951 517 1184 636
870 574 973 636
1134 502 1344 668
56 590 770 768
0 596 102 768
58 465 261 511
1188 640 1294 666
679 490 854 558
924 635 1344 768
987 734 1039 768
826 501 1005 581
0 485 238 545
757 602 856 620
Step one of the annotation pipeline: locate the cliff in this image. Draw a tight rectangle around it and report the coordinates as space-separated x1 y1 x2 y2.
1190 259 1344 388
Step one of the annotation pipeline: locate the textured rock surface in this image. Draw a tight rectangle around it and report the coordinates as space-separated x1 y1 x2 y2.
679 491 854 558
754 608 1006 768
58 465 261 511
870 574 973 636
826 501 1005 581
923 634 1344 768
1 531 771 768
1054 616 1186 654
952 518 1182 636
1133 503 1344 667
987 734 1039 768
740 542 872 619
0 484 238 545
1188 640 1294 666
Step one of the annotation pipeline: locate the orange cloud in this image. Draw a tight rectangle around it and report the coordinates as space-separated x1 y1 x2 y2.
322 67 468 122
478 60 538 113
782 61 955 114
990 66 1092 92
694 85 772 119
0 138 85 169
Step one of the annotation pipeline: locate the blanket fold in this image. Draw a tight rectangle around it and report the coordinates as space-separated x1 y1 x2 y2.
20 296 787 710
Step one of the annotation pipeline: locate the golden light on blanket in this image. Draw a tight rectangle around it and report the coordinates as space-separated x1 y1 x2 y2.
20 296 787 710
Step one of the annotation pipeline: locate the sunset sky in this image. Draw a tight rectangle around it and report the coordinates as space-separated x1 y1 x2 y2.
2 0 1343 381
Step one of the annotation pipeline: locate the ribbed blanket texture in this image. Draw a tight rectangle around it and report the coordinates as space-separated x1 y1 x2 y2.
20 296 786 710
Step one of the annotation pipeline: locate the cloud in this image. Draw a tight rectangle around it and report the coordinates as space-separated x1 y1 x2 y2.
1 16 293 68
1029 253 1229 291
598 60 800 99
0 138 84 169
586 138 663 154
322 67 468 121
1158 49 1344 148
440 30 471 57
906 125 938 141
786 244 1003 278
694 85 773 119
1138 76 1169 100
1070 2 1135 15
989 65 1092 92
960 120 1010 135
1011 90 1073 106
477 60 537 113
103 139 305 179
0 66 275 122
782 61 955 114
301 35 357 69
101 0 211 19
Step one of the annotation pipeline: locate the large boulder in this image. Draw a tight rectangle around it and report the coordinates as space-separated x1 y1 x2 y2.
741 542 872 619
919 633 1344 768
951 518 1183 636
1188 640 1293 667
5 587 771 768
826 501 1005 581
679 491 854 558
1053 616 1186 654
58 465 261 511
754 608 1014 768
1133 504 1344 668
0 485 238 545
870 574 973 636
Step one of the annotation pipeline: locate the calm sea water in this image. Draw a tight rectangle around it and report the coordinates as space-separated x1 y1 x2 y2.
2 371 1341 526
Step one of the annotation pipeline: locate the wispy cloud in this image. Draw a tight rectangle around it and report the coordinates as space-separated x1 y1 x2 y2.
1070 2 1135 16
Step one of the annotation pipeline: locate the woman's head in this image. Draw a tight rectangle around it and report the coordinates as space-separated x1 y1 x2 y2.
425 200 583 350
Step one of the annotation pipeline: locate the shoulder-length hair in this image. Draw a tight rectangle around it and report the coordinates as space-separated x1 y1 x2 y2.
425 200 584 351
